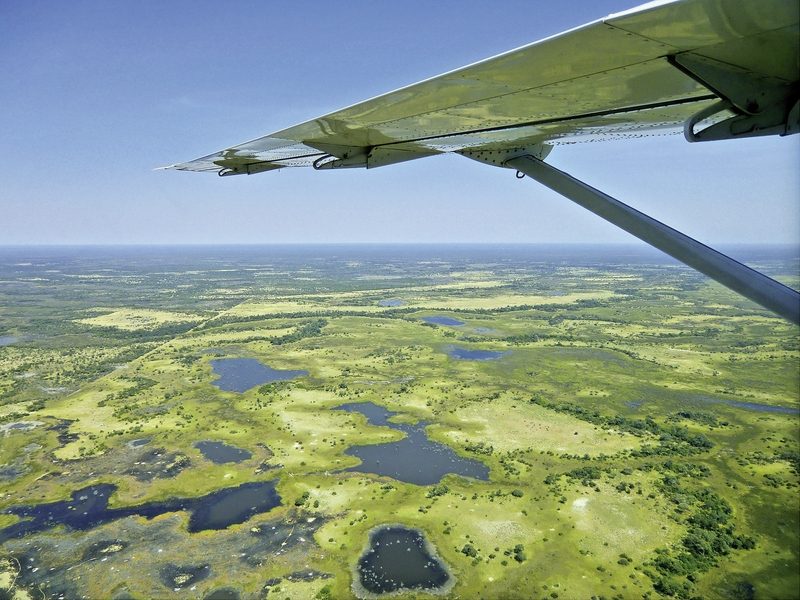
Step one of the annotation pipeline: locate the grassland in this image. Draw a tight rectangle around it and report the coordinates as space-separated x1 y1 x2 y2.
75 308 206 331
0 245 797 600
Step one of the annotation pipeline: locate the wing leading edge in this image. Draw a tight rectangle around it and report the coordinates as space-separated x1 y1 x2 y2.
167 0 798 176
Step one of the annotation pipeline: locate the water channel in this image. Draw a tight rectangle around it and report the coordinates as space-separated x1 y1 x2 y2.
0 481 281 542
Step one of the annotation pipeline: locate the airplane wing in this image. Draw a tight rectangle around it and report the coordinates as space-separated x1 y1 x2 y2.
166 0 798 176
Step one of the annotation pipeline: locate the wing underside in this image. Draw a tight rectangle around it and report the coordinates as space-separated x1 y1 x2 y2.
167 0 798 175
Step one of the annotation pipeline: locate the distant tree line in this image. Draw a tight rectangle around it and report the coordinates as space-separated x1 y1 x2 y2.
199 308 419 328
270 319 327 345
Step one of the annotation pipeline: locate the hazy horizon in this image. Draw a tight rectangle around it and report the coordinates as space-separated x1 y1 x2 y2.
1 242 798 248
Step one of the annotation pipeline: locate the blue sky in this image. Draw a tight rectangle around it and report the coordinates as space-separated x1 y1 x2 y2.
1 0 797 245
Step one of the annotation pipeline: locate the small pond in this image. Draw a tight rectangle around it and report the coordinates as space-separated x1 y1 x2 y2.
378 299 403 307
335 402 489 485
446 346 508 361
0 336 18 347
210 358 308 393
195 440 252 464
0 480 281 542
160 564 212 591
422 316 464 327
697 396 800 415
0 421 43 435
203 587 241 600
472 327 496 334
355 525 452 596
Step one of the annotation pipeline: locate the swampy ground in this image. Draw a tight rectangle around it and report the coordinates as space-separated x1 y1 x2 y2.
0 244 797 600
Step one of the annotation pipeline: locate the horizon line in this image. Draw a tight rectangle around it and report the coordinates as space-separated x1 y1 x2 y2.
1 241 798 248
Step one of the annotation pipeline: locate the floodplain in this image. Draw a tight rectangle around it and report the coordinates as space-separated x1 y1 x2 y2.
0 244 797 599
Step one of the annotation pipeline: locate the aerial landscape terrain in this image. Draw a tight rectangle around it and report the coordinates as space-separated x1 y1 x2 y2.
0 244 797 600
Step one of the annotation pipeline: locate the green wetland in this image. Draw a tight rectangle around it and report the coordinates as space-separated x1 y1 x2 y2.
0 244 797 599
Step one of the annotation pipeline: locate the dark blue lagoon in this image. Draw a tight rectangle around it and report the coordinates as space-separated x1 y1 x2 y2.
335 402 489 485
195 440 252 464
446 346 508 361
422 316 465 327
210 358 307 393
0 481 281 542
356 525 452 596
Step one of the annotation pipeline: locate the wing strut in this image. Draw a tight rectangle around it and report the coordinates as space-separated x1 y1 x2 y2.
504 155 800 325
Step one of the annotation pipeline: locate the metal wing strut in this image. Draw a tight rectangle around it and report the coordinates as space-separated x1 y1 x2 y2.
503 154 800 324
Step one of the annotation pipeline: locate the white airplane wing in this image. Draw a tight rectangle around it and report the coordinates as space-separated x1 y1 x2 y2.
167 0 798 176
